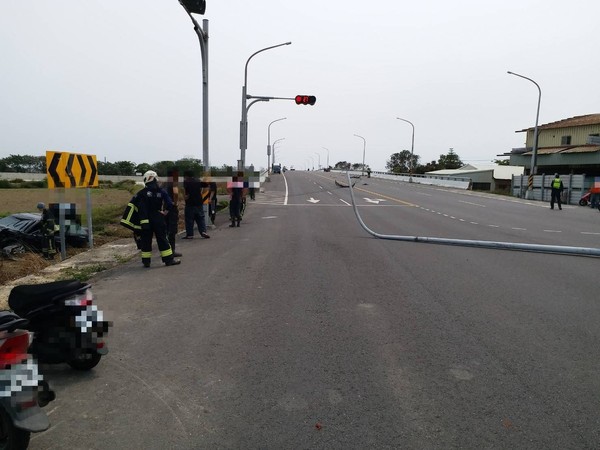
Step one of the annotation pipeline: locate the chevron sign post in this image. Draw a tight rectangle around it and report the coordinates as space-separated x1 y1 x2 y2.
46 151 98 189
45 151 98 255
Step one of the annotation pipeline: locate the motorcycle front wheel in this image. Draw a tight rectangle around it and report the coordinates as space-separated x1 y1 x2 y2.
0 407 30 450
67 351 102 371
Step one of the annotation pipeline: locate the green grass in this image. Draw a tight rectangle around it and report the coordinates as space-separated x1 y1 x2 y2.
57 264 108 282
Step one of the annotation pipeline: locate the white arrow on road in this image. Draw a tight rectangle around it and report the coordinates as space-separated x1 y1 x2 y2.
307 197 320 203
364 198 386 204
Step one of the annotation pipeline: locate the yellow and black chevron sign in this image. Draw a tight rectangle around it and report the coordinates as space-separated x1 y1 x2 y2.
46 151 98 189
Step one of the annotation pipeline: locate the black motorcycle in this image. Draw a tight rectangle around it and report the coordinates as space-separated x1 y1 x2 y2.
8 280 109 371
0 311 55 449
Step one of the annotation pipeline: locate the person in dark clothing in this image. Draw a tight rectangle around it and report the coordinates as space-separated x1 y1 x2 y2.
137 170 180 267
182 171 210 239
209 181 218 225
227 174 247 227
550 173 564 210
162 169 182 257
37 202 57 260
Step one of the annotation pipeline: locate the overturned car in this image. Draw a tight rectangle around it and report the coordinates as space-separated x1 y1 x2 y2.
0 213 89 258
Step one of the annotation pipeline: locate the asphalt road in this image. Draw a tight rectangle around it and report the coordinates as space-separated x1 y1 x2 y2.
30 171 600 449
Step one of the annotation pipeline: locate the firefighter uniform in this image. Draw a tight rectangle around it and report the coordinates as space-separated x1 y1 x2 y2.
122 171 180 267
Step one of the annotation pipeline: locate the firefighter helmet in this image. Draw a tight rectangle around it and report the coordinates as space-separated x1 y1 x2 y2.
143 170 158 184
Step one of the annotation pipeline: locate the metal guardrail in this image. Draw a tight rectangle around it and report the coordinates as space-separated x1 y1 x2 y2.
347 173 600 258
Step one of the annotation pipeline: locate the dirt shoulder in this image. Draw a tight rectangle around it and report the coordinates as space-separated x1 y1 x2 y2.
0 238 139 310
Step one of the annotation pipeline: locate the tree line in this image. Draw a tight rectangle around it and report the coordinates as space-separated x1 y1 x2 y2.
333 149 507 174
0 155 212 176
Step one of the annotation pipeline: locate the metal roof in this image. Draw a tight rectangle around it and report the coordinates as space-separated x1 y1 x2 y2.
517 114 600 132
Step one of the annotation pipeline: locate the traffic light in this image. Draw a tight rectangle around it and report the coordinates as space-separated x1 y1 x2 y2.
180 0 206 14
295 95 316 106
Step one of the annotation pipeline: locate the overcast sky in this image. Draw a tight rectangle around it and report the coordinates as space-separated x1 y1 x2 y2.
1 0 599 172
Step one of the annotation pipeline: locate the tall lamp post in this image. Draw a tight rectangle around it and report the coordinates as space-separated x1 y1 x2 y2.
240 42 291 170
396 117 415 182
508 70 541 199
272 138 285 167
314 152 321 170
353 134 366 176
322 147 330 169
177 0 209 171
267 117 287 174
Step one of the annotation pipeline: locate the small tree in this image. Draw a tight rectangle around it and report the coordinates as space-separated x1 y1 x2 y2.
386 150 419 174
437 148 463 170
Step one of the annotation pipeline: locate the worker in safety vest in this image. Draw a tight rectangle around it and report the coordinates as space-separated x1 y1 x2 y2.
550 173 564 210
37 202 57 260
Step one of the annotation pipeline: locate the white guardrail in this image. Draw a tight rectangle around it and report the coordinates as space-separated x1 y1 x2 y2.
333 170 472 190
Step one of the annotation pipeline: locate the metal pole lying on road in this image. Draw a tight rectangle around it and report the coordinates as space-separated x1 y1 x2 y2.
346 173 600 258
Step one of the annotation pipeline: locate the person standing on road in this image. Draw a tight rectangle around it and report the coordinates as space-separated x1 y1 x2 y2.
37 202 57 260
182 171 210 239
162 169 182 257
550 173 564 210
137 170 180 268
227 174 245 228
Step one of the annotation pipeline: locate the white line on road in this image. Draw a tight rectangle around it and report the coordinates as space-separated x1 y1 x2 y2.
581 231 600 235
459 200 486 207
511 227 527 231
339 199 351 206
283 171 289 205
488 225 500 228
543 229 562 233
470 222 479 225
327 191 333 195
261 216 278 219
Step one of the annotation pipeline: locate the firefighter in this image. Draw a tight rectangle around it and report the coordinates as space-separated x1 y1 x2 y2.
137 170 180 268
162 169 182 257
37 202 57 260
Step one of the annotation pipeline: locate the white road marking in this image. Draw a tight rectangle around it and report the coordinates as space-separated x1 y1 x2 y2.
307 197 320 203
459 200 486 207
262 216 278 219
488 225 500 228
339 199 351 206
470 222 479 225
327 191 333 195
511 227 527 231
543 229 562 233
581 231 600 235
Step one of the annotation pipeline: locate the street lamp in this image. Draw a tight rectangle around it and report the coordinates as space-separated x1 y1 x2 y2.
322 147 330 169
272 138 285 166
396 117 415 182
508 70 542 199
314 152 321 170
353 134 366 176
308 155 315 171
268 117 286 173
239 42 292 169
177 1 209 171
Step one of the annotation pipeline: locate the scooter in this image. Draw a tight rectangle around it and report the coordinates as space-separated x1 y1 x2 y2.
0 311 55 449
8 280 109 371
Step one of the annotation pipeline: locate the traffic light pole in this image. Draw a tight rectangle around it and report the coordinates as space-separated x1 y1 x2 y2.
239 42 292 170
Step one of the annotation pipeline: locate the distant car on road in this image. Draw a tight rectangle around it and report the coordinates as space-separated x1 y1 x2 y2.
0 213 89 255
272 164 282 174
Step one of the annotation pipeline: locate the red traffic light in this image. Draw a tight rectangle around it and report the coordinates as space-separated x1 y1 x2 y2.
180 0 206 14
295 95 316 106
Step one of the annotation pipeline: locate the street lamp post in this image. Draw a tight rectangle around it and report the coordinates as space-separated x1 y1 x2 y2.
240 42 291 170
314 152 321 170
272 138 285 166
267 117 287 174
322 147 330 169
508 70 542 199
396 117 415 182
178 2 209 171
353 134 366 176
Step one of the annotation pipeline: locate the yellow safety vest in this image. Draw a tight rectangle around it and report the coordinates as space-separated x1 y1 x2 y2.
552 178 561 189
